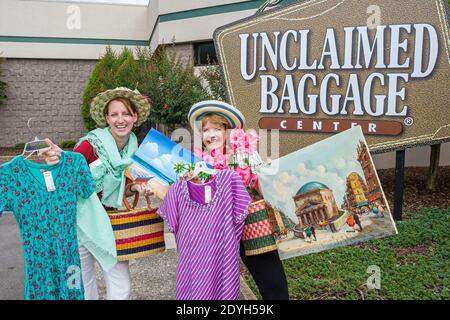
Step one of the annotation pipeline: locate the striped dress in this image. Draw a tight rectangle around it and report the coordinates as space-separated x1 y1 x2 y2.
157 170 251 300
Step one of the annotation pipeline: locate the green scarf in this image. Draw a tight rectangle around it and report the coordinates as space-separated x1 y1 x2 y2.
77 127 138 209
76 127 137 271
77 193 117 272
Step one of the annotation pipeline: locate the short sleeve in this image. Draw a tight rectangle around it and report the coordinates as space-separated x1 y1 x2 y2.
73 140 97 164
230 171 252 225
157 183 179 234
0 165 13 214
73 153 97 199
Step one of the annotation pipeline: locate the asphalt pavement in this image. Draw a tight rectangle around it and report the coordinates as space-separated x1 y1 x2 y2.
0 214 255 300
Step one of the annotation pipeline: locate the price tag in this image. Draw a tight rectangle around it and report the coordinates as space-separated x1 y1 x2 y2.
43 171 56 192
205 186 211 204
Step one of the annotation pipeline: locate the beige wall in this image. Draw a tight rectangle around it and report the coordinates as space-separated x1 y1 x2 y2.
158 0 247 14
373 143 450 169
0 0 151 59
156 9 256 46
0 0 150 39
1 43 144 60
154 0 258 47
0 0 259 58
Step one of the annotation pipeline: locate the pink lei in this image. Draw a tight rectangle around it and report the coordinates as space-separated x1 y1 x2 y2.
195 128 263 198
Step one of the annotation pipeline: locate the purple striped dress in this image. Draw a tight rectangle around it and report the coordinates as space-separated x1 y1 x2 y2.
157 170 251 300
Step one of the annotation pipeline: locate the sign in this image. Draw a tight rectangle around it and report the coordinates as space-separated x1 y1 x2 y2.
215 0 450 154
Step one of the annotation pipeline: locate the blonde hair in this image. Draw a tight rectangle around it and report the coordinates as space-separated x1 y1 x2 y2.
201 113 231 130
103 97 137 117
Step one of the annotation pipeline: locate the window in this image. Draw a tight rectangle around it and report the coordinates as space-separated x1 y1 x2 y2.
194 41 218 66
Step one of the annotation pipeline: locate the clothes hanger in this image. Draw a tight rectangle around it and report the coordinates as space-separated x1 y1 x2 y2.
188 161 217 181
21 118 51 161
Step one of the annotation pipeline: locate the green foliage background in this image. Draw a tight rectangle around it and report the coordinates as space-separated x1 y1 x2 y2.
81 46 225 133
0 55 7 105
244 208 450 300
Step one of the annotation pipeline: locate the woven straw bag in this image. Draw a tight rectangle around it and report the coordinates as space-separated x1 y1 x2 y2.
107 183 165 261
241 199 278 256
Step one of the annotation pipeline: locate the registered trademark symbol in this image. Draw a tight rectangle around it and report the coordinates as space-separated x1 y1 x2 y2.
404 117 414 126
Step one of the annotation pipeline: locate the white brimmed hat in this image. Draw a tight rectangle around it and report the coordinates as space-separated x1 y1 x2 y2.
188 100 245 132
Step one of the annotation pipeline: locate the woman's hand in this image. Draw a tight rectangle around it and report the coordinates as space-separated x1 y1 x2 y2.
178 171 195 181
131 182 154 197
39 138 63 165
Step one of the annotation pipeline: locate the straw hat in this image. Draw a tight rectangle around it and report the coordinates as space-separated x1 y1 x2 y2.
188 100 245 132
90 87 151 128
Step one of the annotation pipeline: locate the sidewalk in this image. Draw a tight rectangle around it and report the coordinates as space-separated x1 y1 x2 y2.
95 225 257 300
0 212 256 300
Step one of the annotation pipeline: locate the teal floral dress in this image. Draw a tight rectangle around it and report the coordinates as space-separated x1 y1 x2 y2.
0 151 96 300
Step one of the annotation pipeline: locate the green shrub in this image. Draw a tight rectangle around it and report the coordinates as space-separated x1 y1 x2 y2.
81 47 125 131
82 45 221 134
60 140 77 149
15 143 25 150
0 55 7 105
199 64 227 102
137 45 210 133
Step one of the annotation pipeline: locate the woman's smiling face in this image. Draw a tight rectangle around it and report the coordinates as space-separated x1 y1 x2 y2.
201 120 227 151
105 99 137 140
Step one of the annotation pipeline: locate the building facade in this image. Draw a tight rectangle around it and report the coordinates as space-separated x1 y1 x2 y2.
356 141 385 205
0 0 273 146
345 172 369 210
293 181 340 228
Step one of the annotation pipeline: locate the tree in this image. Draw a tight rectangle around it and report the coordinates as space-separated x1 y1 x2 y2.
81 47 117 130
82 45 224 135
0 55 7 105
138 45 210 134
199 64 227 102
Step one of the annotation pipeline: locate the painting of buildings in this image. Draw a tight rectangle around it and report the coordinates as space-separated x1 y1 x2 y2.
357 142 385 206
256 126 398 260
293 181 340 228
345 172 369 210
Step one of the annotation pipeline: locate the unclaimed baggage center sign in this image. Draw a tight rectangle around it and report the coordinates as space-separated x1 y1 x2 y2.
214 0 450 154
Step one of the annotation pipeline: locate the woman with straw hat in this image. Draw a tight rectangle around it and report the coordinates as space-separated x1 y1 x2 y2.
42 87 154 300
187 100 289 300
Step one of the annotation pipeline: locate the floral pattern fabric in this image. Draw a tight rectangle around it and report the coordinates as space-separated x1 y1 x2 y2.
0 152 96 300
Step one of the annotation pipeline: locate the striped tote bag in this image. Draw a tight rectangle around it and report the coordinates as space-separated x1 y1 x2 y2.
107 184 165 261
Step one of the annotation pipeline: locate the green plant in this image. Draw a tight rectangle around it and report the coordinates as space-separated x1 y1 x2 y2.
138 45 210 134
199 64 227 102
15 143 25 150
243 207 450 300
60 140 77 149
81 47 141 131
82 47 116 130
0 55 7 105
173 163 187 174
82 45 224 135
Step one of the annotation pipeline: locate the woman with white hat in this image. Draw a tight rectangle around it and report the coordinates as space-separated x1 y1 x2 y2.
42 87 154 300
187 100 289 300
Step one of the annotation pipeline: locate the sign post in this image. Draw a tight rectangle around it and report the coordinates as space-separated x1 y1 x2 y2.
394 149 406 221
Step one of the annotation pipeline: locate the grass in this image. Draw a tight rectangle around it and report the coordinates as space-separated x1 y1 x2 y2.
242 207 450 300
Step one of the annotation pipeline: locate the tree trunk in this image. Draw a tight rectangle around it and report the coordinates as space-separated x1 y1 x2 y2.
426 144 441 191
